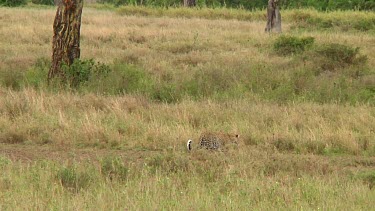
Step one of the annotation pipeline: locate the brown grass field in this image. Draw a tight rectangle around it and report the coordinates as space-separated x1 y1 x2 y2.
0 5 374 210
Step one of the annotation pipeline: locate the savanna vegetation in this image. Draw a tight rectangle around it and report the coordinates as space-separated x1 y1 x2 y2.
0 4 374 210
4 0 375 11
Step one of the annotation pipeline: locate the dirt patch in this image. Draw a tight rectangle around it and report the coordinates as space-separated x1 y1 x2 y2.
0 144 160 165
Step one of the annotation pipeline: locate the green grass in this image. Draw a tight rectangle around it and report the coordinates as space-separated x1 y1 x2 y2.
0 155 374 210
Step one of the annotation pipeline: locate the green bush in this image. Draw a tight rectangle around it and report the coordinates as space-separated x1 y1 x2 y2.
274 35 315 56
62 59 111 88
0 0 27 7
100 0 375 10
315 43 367 68
31 0 54 5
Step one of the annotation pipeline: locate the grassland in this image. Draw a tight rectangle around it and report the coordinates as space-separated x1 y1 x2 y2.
0 5 374 210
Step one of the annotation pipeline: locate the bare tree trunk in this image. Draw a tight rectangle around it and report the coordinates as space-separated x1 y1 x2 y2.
265 0 281 33
183 0 196 7
48 0 83 82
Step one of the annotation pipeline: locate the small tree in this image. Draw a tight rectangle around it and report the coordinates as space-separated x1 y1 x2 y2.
48 0 84 82
265 0 282 33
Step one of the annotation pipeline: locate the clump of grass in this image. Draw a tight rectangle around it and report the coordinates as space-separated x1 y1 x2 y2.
274 35 315 56
0 69 23 90
355 170 375 190
0 156 11 168
273 138 296 152
61 59 112 88
0 131 27 144
23 57 49 89
56 165 94 193
146 152 190 174
83 62 155 96
0 94 30 120
314 43 368 70
100 156 129 181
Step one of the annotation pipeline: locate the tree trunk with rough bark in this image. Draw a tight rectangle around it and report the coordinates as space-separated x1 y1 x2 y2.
48 0 83 82
265 0 281 33
183 0 196 7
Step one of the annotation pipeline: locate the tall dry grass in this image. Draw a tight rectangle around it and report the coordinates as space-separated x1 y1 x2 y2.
0 88 374 154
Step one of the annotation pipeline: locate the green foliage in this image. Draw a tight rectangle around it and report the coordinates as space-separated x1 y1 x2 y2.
99 0 375 10
314 43 368 70
274 35 315 56
97 0 129 7
290 10 375 32
62 59 111 88
0 0 27 7
31 0 54 5
24 58 49 89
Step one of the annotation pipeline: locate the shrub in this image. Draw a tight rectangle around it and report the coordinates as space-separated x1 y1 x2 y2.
274 35 315 56
31 0 54 5
62 59 111 88
314 43 367 69
0 0 27 7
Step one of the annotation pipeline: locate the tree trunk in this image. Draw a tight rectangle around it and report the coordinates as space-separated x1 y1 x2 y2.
48 0 83 81
265 0 281 33
183 0 196 7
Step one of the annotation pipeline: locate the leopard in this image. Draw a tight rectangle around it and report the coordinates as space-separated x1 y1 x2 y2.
187 132 241 151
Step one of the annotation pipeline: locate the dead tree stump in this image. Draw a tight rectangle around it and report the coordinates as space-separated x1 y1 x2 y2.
265 0 282 33
183 0 196 7
48 0 83 82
